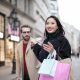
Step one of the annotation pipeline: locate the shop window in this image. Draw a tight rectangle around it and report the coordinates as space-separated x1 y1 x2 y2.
0 13 5 66
0 13 5 39
0 13 5 32
6 39 14 61
0 40 5 62
0 40 5 66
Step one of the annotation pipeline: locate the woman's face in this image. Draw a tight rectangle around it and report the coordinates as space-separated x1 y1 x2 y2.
45 17 58 33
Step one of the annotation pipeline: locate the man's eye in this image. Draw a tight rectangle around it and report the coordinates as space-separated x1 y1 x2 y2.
23 32 26 33
27 31 30 33
22 31 30 33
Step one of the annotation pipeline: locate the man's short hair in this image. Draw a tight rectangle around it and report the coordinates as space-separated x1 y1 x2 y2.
20 25 32 33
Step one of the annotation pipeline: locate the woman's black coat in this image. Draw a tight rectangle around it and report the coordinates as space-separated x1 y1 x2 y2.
32 31 71 62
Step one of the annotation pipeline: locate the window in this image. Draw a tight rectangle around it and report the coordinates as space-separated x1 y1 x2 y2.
6 39 14 61
0 13 5 32
0 40 5 62
24 0 27 13
0 13 5 65
17 0 25 12
28 0 34 17
6 0 11 3
9 0 17 7
50 3 55 10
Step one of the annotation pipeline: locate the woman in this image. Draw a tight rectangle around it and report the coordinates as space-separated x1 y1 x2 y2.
32 15 71 62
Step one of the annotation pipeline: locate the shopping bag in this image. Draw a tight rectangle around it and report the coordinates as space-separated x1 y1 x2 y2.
39 58 71 80
54 62 71 80
39 74 54 80
60 58 75 80
38 59 58 77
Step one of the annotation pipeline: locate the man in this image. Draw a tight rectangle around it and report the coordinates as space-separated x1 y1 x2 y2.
16 25 39 80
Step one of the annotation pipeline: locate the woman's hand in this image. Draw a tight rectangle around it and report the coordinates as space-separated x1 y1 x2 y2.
43 42 54 53
31 42 35 48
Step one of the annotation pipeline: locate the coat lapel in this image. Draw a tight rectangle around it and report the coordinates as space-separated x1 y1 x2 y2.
19 41 24 79
19 41 23 58
25 38 31 54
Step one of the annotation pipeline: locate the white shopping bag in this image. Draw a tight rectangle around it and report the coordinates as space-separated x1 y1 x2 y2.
38 59 58 77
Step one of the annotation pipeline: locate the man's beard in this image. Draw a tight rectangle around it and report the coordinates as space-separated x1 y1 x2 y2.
23 36 30 41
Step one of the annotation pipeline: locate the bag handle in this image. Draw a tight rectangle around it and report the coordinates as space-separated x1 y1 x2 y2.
47 50 57 59
47 48 62 60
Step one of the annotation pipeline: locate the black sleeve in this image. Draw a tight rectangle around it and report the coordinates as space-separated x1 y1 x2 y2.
49 36 71 59
58 38 71 59
49 36 62 53
32 43 49 62
49 39 60 51
32 43 42 59
33 44 48 62
38 49 49 62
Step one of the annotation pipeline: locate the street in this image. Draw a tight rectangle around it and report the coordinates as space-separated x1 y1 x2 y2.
72 56 80 80
0 56 80 80
0 66 17 80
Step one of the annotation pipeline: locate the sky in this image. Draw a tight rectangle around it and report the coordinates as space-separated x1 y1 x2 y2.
57 0 80 31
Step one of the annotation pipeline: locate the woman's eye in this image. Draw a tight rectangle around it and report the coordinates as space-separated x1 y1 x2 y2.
51 22 54 24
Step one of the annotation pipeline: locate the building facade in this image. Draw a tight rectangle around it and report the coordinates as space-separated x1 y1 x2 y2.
0 0 50 67
31 0 50 37
49 0 59 17
62 22 80 55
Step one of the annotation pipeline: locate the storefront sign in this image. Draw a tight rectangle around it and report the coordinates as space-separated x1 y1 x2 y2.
10 35 19 42
8 24 20 42
0 32 3 38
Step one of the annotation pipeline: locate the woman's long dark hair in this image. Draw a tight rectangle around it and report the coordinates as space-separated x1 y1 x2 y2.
45 16 65 35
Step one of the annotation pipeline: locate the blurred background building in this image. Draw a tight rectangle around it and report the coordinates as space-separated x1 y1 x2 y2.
62 22 80 56
49 0 59 17
0 0 80 68
0 0 51 67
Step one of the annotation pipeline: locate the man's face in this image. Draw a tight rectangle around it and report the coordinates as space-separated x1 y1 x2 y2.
21 27 31 41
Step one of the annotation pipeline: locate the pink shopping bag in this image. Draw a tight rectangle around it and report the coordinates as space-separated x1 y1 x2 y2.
39 62 71 80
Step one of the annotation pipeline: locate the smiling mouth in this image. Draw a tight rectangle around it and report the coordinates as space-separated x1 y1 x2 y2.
48 28 52 31
25 36 29 38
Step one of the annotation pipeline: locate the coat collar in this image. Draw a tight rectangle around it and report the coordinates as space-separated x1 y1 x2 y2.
25 38 32 53
20 37 32 54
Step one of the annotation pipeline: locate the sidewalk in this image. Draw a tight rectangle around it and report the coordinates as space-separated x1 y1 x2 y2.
0 66 17 80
